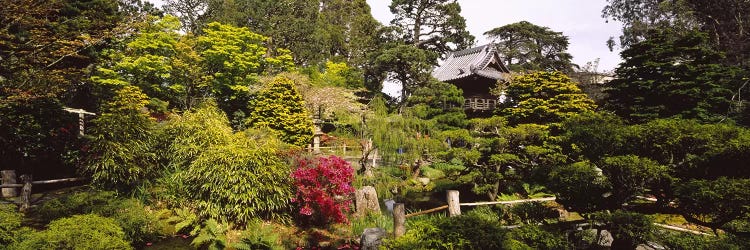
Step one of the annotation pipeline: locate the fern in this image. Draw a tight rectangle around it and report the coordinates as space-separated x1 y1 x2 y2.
232 220 282 250
167 208 199 236
192 219 228 250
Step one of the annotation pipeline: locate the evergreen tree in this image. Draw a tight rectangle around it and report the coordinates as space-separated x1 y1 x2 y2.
501 71 596 125
484 21 575 72
246 76 313 146
605 30 738 123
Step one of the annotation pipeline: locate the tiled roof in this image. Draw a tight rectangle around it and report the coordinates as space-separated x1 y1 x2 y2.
431 43 510 82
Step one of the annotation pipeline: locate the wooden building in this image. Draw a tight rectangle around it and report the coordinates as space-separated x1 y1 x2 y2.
431 43 511 114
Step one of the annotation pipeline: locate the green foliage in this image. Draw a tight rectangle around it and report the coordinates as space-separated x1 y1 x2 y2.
84 85 160 191
599 155 667 207
34 189 119 222
485 21 575 72
350 213 394 238
656 231 740 250
467 117 564 200
506 225 570 250
0 204 25 247
166 208 200 236
406 79 467 130
510 202 560 224
15 214 132 250
311 61 364 89
179 132 293 223
372 44 435 101
191 219 228 250
592 210 654 249
605 30 738 123
384 214 508 249
0 95 79 177
246 76 313 147
501 71 596 125
548 161 610 213
233 220 283 250
674 177 750 232
33 189 166 245
389 0 474 58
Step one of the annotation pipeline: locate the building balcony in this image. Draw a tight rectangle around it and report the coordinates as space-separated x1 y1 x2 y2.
464 98 497 111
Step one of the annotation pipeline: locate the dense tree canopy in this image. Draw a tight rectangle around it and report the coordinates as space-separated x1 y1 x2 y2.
501 71 596 125
485 21 575 72
604 30 738 123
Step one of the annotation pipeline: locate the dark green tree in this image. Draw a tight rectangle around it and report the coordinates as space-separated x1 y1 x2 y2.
675 177 750 235
406 79 467 130
484 21 575 72
376 0 474 102
605 30 738 123
389 0 474 59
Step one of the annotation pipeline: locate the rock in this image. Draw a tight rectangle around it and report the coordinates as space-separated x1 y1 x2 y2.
360 228 386 250
597 230 613 247
384 199 395 213
355 186 381 217
417 177 430 186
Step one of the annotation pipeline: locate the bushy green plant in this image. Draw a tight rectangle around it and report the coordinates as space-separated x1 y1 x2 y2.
592 210 654 249
166 208 201 236
162 103 294 224
511 202 559 224
15 214 132 250
84 85 160 192
99 199 166 246
350 213 393 237
385 214 509 249
246 75 314 147
191 219 228 250
0 203 25 247
179 132 293 224
34 189 118 222
506 225 570 250
33 189 165 246
233 219 283 250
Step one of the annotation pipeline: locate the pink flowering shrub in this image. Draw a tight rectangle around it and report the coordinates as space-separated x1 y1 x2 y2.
291 155 355 226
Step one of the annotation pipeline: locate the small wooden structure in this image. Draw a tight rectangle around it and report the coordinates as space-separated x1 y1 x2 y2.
431 43 511 114
63 107 96 136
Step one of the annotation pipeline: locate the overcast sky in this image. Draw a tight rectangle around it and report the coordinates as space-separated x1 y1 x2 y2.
366 0 625 72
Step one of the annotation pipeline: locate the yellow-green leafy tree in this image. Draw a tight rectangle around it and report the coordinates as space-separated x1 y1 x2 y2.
246 76 313 147
500 71 596 125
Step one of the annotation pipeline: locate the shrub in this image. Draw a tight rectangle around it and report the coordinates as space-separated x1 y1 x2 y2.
233 219 283 250
34 189 118 222
506 225 570 250
592 210 654 249
191 219 228 250
0 204 24 247
292 155 355 226
15 214 132 250
33 189 165 246
385 214 509 249
163 102 293 224
246 75 314 147
84 85 160 192
179 132 293 224
97 199 166 246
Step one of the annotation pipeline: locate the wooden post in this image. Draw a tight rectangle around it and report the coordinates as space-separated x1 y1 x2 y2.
447 190 461 217
19 175 32 212
1 170 17 197
393 203 405 237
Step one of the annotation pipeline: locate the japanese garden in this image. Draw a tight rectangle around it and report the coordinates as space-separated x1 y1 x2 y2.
1 0 749 249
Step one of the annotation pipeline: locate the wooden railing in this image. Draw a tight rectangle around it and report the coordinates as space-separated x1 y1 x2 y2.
1 170 86 211
391 190 710 237
464 98 498 111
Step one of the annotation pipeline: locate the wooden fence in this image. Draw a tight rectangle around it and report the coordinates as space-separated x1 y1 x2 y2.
391 190 710 237
1 170 86 211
